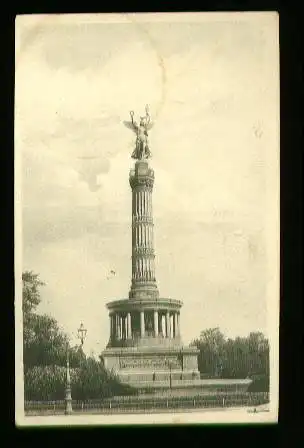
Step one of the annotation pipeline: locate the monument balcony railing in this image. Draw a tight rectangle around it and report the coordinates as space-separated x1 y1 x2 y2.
131 276 156 282
129 177 154 189
129 169 155 180
129 167 154 178
132 247 155 255
130 278 157 285
132 216 153 224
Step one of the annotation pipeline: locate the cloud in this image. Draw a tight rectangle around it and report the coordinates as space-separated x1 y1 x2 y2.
23 205 127 245
37 22 148 72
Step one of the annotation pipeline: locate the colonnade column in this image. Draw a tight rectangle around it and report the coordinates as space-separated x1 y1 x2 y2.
140 311 145 337
110 309 180 341
159 313 163 336
174 313 178 337
116 314 120 339
154 310 158 337
109 314 112 339
112 314 115 339
165 311 170 338
122 316 126 339
127 312 132 339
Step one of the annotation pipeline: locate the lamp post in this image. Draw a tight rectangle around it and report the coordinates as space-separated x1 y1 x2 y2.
64 343 73 415
77 322 87 408
77 322 87 347
165 359 173 389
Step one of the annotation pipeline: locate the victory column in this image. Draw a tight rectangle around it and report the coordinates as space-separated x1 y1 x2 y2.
101 106 200 388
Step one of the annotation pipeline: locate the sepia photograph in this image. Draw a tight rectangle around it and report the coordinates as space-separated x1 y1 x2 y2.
15 12 280 426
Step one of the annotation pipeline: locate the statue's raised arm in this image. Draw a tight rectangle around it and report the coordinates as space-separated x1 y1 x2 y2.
130 111 138 130
145 105 150 128
145 104 153 131
123 111 138 134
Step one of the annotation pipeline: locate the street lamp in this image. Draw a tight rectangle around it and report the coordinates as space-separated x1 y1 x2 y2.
77 322 87 347
77 322 87 409
165 359 173 389
64 342 73 415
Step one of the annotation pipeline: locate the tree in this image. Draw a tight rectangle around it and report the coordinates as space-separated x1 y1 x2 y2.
23 271 44 354
73 357 137 400
247 332 269 374
191 327 270 390
198 328 226 347
23 313 70 368
24 365 80 401
22 271 83 369
191 328 226 377
22 271 44 315
22 271 138 401
24 358 137 401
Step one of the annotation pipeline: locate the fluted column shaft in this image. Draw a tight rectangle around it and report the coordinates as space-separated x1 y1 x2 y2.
154 310 159 336
129 161 159 299
174 313 178 337
140 311 145 337
127 312 132 338
165 311 170 338
132 187 154 277
110 314 114 339
115 314 120 339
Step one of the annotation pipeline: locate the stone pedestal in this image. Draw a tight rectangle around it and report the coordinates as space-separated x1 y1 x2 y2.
102 346 200 385
101 297 201 385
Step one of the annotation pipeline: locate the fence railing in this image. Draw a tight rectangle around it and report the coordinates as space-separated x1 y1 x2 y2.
24 392 269 414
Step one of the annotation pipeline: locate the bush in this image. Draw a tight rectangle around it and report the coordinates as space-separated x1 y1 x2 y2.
247 374 269 392
24 358 138 401
24 365 80 401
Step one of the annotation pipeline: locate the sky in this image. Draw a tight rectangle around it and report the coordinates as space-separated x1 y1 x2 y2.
15 13 279 357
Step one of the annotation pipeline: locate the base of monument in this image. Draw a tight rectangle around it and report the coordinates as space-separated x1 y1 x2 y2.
127 378 253 396
101 346 252 396
118 369 200 383
101 344 253 401
101 346 201 384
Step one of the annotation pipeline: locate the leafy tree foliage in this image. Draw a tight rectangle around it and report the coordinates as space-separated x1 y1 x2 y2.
22 271 137 400
191 328 269 391
74 357 137 400
24 365 79 401
24 358 137 401
22 271 44 315
22 271 85 369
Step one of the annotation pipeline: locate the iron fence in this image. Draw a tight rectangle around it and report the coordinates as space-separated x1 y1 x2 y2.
25 392 269 415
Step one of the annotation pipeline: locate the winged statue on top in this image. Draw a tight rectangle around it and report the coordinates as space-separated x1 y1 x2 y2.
123 105 153 160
